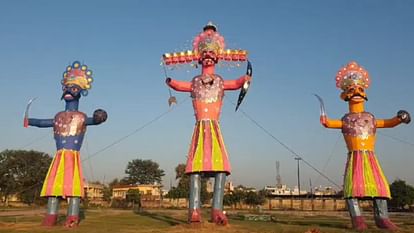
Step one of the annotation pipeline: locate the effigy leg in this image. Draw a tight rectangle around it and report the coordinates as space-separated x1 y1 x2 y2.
373 198 398 230
211 172 228 225
346 198 367 231
64 197 80 228
188 173 202 223
42 197 59 226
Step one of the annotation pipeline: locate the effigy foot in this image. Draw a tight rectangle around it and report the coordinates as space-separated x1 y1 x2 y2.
64 215 80 228
211 209 228 226
188 209 202 223
351 216 368 232
41 214 58 227
375 218 398 231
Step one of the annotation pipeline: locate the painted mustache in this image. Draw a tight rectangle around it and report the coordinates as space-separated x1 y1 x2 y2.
345 93 368 101
61 91 76 100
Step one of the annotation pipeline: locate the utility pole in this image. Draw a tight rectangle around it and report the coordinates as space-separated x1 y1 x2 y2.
295 157 302 196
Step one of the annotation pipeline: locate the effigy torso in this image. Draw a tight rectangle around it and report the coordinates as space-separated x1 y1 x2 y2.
191 74 224 121
53 111 87 150
342 112 376 151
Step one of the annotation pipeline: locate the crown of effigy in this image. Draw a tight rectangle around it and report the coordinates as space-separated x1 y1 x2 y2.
162 22 248 65
335 61 370 90
62 61 93 91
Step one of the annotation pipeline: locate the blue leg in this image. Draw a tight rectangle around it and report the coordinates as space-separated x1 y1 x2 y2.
188 174 201 223
373 198 398 230
42 197 59 226
346 198 367 231
65 197 80 227
211 173 228 225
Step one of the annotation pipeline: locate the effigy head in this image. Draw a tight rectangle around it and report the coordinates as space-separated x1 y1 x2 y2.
193 22 225 66
336 61 370 103
61 61 93 101
162 22 248 67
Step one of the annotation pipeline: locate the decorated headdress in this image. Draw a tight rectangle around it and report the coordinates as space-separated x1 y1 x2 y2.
62 61 93 96
162 22 248 66
335 61 370 90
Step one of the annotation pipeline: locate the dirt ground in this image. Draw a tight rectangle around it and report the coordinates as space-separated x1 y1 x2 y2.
1 208 413 233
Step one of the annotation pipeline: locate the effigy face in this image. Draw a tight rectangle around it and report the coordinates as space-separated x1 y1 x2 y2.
54 111 87 137
342 112 376 139
191 74 224 103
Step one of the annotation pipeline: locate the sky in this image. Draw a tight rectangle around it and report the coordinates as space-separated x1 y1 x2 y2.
1 0 413 191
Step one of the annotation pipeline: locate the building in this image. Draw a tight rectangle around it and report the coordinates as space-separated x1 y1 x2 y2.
265 184 307 196
206 180 234 194
112 184 162 199
313 186 338 196
84 181 105 203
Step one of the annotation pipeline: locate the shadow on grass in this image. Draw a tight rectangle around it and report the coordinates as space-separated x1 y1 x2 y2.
230 213 348 230
134 210 187 226
275 219 347 229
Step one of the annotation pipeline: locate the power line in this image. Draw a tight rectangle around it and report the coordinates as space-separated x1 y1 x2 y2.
378 131 414 147
230 101 341 189
314 134 341 185
20 132 49 149
81 97 189 163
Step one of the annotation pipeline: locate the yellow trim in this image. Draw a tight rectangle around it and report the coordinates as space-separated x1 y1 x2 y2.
41 155 57 196
363 152 377 196
344 153 354 197
192 122 204 172
53 150 65 196
210 121 223 171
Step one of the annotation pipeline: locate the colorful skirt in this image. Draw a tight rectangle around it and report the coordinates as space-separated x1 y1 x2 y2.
343 150 390 198
185 120 231 174
40 149 84 197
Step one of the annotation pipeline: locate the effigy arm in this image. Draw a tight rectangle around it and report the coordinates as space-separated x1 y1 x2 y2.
86 109 108 126
166 78 192 92
376 110 411 128
28 118 54 128
224 75 251 90
320 117 343 129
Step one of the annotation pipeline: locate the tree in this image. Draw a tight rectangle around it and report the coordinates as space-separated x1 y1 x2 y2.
389 179 414 210
175 163 190 198
126 189 141 208
223 189 246 209
123 159 165 185
167 163 211 204
0 150 52 205
244 191 266 208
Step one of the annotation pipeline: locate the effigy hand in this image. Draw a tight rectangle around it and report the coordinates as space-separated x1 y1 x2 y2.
397 110 411 124
243 74 252 82
93 109 108 124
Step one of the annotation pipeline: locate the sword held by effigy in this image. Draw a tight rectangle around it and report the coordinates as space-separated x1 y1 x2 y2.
235 60 252 112
313 94 327 117
23 97 37 128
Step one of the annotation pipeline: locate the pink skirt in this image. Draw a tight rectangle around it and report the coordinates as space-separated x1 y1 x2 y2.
343 150 390 198
185 120 231 174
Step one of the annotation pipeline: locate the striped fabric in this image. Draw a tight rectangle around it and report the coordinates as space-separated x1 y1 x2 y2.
40 149 84 197
344 150 390 198
185 120 231 174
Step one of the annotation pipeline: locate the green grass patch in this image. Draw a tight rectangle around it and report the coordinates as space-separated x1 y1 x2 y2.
0 209 413 233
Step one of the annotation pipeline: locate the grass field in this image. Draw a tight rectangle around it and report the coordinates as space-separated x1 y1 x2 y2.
1 208 413 233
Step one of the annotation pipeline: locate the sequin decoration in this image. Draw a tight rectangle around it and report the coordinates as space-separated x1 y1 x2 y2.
54 111 87 137
342 112 376 138
191 74 224 103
